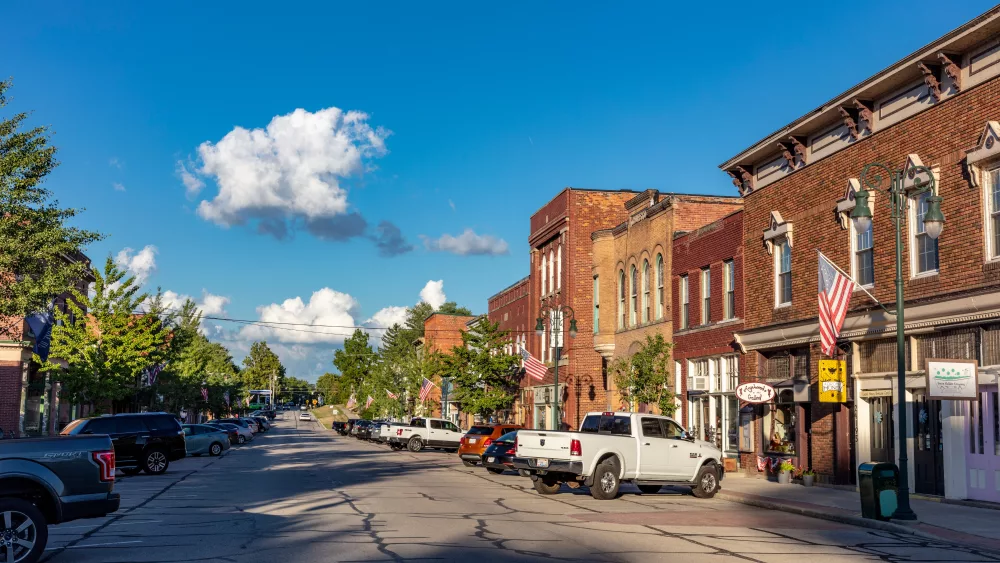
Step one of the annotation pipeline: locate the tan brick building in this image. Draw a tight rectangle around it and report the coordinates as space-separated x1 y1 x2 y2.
720 6 1000 495
591 190 742 416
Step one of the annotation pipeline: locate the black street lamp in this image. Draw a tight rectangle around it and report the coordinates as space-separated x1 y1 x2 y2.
534 304 578 430
850 161 945 521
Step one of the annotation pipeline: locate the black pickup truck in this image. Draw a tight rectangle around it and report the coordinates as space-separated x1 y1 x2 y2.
0 435 121 563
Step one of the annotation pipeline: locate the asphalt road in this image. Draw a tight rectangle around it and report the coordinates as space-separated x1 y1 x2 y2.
40 416 1000 563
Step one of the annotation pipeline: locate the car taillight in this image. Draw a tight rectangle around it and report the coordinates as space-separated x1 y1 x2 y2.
483 438 493 447
570 439 582 457
506 447 515 455
92 450 115 482
460 437 466 445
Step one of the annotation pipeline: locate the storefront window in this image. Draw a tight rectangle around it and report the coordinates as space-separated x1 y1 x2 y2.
765 401 796 455
726 397 739 454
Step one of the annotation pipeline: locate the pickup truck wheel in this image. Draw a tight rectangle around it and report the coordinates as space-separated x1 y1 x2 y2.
637 484 662 495
462 460 476 467
532 478 561 495
143 449 169 475
590 460 621 500
209 442 223 456
691 463 720 499
0 497 47 563
407 437 424 452
121 466 142 476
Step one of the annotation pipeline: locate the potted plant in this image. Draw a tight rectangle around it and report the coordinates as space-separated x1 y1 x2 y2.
801 468 815 487
777 460 795 484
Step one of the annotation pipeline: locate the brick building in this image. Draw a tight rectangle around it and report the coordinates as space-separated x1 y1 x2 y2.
422 312 474 425
525 188 639 430
487 276 530 356
720 6 1000 495
671 209 745 469
591 190 742 417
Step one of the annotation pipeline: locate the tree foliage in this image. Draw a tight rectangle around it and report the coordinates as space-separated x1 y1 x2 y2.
610 334 676 416
0 79 102 321
241 341 285 396
439 319 522 419
333 329 375 397
315 372 347 405
43 257 164 410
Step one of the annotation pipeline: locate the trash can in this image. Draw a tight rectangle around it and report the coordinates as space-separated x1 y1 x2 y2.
858 462 899 521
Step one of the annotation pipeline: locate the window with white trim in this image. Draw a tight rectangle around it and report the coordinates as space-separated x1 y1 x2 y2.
986 167 1000 261
548 249 555 292
630 265 638 327
852 218 874 287
712 357 722 391
557 245 562 289
642 259 650 324
592 275 599 334
618 270 626 329
656 254 664 320
723 260 735 320
540 254 547 295
910 190 939 275
725 355 739 391
701 267 711 325
774 238 792 306
680 275 689 329
688 359 708 391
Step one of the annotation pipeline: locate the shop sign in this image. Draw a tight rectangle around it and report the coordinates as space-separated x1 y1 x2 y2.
859 389 892 399
736 382 775 404
818 359 847 403
926 358 979 401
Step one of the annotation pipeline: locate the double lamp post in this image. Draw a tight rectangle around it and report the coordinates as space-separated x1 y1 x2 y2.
534 304 577 430
849 160 945 521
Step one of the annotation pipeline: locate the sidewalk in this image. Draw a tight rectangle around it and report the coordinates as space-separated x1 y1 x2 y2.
719 476 1000 553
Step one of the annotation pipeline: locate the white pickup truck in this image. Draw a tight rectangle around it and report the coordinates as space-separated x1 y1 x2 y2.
387 417 464 452
513 411 724 500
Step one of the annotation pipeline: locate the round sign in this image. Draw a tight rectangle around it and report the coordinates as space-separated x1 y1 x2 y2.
736 382 776 404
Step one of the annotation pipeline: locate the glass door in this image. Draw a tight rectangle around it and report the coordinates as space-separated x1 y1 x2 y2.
868 396 895 463
913 390 944 496
965 387 1000 502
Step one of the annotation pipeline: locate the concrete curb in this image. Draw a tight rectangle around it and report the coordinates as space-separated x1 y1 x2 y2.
715 490 982 548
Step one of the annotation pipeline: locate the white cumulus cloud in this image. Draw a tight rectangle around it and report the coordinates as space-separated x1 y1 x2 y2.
115 245 158 285
419 280 447 309
181 107 389 240
157 290 231 333
239 287 359 345
363 305 409 340
423 229 509 256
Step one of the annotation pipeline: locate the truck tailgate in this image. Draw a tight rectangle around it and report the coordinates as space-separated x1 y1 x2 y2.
516 431 573 460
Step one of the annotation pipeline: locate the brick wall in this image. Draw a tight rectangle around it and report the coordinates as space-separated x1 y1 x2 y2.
422 313 474 417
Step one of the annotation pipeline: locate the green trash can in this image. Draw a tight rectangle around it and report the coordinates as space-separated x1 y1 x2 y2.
858 462 899 521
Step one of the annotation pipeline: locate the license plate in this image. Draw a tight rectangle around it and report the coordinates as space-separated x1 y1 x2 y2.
469 438 476 443
486 456 495 463
536 458 549 468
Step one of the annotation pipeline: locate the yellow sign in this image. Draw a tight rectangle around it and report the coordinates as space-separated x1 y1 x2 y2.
818 359 847 403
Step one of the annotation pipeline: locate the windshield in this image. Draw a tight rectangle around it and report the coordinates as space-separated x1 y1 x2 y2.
466 426 493 436
60 419 86 435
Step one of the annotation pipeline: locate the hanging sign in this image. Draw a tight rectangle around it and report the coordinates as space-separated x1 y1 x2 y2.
926 359 979 401
736 382 776 404
818 359 848 403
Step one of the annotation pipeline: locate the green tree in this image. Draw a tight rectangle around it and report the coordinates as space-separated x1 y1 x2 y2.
0 79 102 323
241 341 285 402
315 372 347 405
440 319 522 419
333 329 375 397
437 302 472 316
610 334 676 416
43 257 164 410
280 376 313 403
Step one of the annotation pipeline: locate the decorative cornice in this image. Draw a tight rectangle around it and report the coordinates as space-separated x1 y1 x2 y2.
918 62 943 101
762 211 792 255
787 136 807 166
853 99 873 132
965 120 1000 188
777 142 795 170
835 179 865 229
938 52 962 91
839 107 860 139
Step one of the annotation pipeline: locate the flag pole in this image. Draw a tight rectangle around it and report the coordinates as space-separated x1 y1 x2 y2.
817 250 895 316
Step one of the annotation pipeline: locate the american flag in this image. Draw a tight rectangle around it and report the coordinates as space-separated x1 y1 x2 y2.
818 252 854 357
365 395 374 409
386 389 398 399
519 346 547 381
347 394 357 409
418 377 436 401
201 387 209 401
148 363 163 386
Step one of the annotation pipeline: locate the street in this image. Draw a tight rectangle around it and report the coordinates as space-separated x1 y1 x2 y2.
39 419 1000 563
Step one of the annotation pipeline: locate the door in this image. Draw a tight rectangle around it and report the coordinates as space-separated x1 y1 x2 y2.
662 419 699 479
965 387 1000 502
868 396 895 463
637 417 672 478
116 417 149 462
913 391 944 496
442 421 463 446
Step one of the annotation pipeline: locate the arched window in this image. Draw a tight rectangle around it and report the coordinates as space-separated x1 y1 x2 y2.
642 259 650 323
540 254 547 295
556 245 562 289
656 254 664 319
618 270 626 329
630 265 638 326
548 249 554 294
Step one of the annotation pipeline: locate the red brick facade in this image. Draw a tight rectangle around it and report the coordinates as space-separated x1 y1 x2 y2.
487 276 530 351
422 312 475 422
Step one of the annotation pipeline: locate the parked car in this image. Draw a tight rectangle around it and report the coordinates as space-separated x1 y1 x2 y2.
513 411 724 500
251 416 271 431
332 421 347 434
458 424 522 466
388 417 463 452
211 419 255 444
182 424 231 456
0 434 120 563
373 421 407 444
299 412 312 421
204 422 241 445
240 418 260 433
60 412 187 476
345 419 360 435
354 420 374 440
481 430 519 474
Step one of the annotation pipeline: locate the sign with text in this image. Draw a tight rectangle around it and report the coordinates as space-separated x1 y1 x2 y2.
859 389 893 399
736 382 776 404
818 359 848 403
926 359 979 401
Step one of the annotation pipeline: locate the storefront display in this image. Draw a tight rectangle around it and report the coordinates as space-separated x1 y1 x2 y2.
764 402 796 455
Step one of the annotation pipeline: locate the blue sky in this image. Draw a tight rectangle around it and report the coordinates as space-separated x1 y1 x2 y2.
2 1 989 380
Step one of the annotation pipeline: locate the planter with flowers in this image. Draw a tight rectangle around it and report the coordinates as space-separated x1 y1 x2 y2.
801 468 815 487
777 460 795 484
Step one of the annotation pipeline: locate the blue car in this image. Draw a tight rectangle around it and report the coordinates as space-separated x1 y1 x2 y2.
182 424 232 456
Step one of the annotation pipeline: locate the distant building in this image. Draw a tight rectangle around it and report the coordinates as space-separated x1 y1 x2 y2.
422 311 475 424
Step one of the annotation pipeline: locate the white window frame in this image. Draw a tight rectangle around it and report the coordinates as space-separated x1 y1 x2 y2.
540 254 547 295
688 359 708 391
850 217 875 289
630 265 638 327
680 274 689 329
593 275 599 334
656 254 664 320
618 270 626 329
908 186 940 278
723 259 735 320
725 355 739 391
557 245 562 289
774 238 792 307
701 267 711 325
642 259 650 324
548 249 555 293
711 357 721 392
985 166 1000 262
